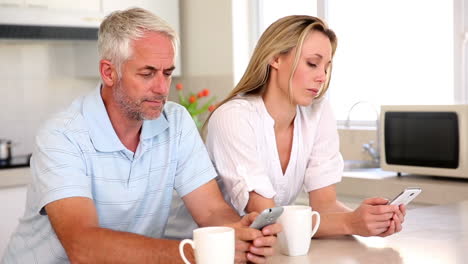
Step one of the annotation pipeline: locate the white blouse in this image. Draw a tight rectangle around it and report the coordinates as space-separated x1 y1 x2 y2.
206 96 343 215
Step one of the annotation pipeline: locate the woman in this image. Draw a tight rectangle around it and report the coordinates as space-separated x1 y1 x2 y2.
205 15 405 237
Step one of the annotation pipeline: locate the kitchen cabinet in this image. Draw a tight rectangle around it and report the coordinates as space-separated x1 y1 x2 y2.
36 0 100 12
0 1 181 76
0 0 22 6
0 168 29 256
1 0 100 11
102 0 179 31
23 0 47 8
0 185 27 257
75 0 181 77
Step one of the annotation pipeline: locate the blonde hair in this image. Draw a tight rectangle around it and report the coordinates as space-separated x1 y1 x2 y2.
98 7 178 77
204 15 337 131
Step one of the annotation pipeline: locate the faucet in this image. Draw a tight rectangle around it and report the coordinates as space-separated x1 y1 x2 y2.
344 101 380 165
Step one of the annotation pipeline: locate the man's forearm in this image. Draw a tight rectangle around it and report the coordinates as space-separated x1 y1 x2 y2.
64 227 189 264
197 204 241 227
182 179 242 228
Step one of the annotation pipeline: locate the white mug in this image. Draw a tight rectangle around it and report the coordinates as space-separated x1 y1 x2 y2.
277 205 321 256
179 226 235 264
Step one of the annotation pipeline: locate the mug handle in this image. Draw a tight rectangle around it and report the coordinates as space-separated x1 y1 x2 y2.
179 239 195 264
310 211 321 238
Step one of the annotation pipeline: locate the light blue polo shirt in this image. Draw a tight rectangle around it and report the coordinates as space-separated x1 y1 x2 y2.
2 85 217 263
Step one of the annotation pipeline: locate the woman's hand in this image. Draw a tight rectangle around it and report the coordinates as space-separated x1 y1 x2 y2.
377 204 406 237
347 197 405 237
226 212 282 263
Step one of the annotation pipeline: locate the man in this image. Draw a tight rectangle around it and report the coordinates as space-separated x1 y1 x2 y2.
2 8 280 264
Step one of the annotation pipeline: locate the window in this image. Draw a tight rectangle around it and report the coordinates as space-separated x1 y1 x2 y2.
251 0 466 126
233 0 317 84
257 0 317 34
326 0 455 123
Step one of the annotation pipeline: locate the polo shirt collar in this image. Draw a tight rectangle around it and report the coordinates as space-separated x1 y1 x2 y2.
83 84 125 152
141 112 169 140
82 84 169 152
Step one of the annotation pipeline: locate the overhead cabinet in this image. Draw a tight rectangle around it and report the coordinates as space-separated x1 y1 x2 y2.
0 0 181 75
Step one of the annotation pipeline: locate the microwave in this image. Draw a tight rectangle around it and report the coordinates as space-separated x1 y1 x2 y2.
380 105 468 179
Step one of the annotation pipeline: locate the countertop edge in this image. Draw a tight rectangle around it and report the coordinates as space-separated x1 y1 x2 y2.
0 167 30 189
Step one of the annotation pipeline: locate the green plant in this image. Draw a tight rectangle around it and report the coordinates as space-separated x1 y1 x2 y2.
176 83 216 128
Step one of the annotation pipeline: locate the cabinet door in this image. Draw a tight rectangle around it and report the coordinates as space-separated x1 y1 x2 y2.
101 0 181 76
47 0 100 12
0 0 24 7
24 0 46 8
104 1 179 33
0 186 27 257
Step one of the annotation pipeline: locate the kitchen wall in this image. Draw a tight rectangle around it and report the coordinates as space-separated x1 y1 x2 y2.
0 0 235 157
2 1 463 160
169 0 235 113
338 128 377 161
0 40 99 156
169 0 380 162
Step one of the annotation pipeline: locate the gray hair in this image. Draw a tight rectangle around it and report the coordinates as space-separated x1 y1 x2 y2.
98 7 178 77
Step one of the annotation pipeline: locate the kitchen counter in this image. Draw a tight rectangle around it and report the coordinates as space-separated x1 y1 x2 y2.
338 169 468 205
0 167 30 189
3 167 468 205
268 200 468 263
294 169 468 206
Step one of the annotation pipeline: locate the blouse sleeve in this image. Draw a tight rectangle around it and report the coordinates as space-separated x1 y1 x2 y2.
304 99 344 192
205 101 276 215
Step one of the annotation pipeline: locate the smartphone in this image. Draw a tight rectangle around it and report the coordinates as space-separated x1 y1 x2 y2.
249 207 284 230
388 187 422 206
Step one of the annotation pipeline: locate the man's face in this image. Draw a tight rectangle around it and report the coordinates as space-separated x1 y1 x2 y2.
113 31 175 121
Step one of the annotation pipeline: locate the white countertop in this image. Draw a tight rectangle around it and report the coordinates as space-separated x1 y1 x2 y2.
338 169 468 205
3 167 468 207
0 167 30 189
268 200 468 264
292 168 468 206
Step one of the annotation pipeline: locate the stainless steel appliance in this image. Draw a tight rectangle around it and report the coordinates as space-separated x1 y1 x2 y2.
0 139 11 161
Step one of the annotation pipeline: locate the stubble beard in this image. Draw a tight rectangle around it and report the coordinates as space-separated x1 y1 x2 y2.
113 80 167 121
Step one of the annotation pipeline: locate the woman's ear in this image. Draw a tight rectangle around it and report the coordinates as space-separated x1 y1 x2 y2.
100 59 117 87
269 55 281 70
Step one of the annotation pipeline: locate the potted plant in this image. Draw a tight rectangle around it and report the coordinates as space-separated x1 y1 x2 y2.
175 83 216 129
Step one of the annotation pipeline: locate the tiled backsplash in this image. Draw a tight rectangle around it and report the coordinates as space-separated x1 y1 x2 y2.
0 41 99 156
0 39 233 156
0 40 371 159
338 128 377 161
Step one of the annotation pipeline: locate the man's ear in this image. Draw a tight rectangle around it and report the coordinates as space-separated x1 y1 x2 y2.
269 55 281 70
100 59 117 87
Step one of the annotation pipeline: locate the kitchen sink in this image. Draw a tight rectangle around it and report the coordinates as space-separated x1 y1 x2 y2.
343 160 397 178
343 160 380 171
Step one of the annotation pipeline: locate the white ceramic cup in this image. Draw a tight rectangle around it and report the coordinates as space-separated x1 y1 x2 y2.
277 205 321 256
179 226 235 264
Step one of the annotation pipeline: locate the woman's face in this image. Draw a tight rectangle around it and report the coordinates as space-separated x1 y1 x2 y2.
274 30 332 106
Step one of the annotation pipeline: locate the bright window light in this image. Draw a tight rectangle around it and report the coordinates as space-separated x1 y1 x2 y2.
326 0 454 122
254 0 457 125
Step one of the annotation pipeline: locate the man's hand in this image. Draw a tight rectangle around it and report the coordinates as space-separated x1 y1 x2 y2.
226 212 282 264
347 197 405 237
